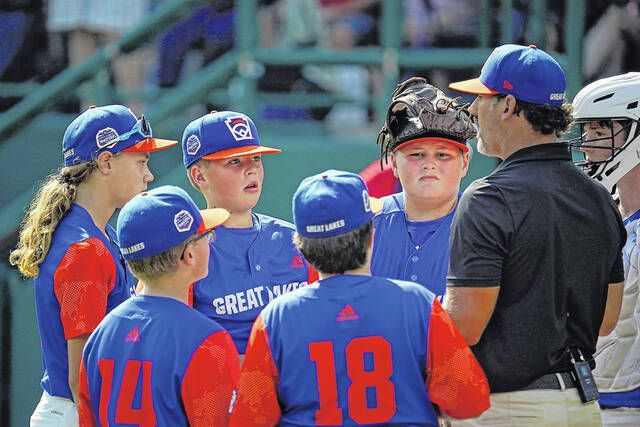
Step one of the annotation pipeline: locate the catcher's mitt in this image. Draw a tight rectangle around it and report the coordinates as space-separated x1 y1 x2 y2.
376 77 477 165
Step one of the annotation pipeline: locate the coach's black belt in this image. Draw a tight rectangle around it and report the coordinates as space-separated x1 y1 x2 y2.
521 372 577 390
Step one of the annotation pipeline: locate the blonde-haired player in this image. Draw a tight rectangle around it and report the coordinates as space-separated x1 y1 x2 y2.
10 105 177 426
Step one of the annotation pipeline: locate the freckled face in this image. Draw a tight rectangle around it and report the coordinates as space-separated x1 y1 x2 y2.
392 140 469 205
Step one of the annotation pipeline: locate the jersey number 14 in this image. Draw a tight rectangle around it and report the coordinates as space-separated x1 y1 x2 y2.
309 336 396 425
98 359 156 427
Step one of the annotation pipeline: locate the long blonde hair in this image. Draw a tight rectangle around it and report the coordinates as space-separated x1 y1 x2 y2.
10 162 97 278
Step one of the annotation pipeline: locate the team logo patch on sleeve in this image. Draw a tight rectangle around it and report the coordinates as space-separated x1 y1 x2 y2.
96 127 120 149
224 115 253 141
186 134 201 155
174 210 194 232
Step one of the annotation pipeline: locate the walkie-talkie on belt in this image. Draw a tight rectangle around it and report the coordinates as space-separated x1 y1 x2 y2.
569 348 600 403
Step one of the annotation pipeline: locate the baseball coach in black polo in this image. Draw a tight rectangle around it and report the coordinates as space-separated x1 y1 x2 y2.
443 44 626 426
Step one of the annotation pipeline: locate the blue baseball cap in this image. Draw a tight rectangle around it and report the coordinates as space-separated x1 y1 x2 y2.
62 105 178 167
117 185 229 261
182 110 282 168
449 44 566 107
293 170 383 238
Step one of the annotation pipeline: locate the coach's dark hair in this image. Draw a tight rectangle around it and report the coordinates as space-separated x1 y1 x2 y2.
10 162 97 278
294 221 373 275
496 94 573 137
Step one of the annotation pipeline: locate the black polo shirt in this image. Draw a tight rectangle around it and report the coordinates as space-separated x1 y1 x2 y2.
447 143 625 393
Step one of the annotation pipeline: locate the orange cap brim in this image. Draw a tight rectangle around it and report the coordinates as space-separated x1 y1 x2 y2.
197 208 230 232
448 78 498 96
393 137 470 153
370 197 383 214
123 137 179 153
201 145 282 160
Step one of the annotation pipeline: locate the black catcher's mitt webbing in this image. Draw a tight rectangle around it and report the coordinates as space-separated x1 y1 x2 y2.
376 77 477 166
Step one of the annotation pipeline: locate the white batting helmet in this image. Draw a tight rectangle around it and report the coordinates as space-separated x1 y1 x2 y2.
570 72 640 193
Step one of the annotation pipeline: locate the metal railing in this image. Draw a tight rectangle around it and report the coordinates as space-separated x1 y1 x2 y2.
0 0 210 137
0 0 586 242
0 0 585 139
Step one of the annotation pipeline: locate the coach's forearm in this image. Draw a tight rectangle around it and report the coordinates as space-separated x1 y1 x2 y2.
443 285 500 346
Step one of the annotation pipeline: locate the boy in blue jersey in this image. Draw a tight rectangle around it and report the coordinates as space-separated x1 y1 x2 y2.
372 78 477 298
181 111 317 358
230 170 489 427
78 186 240 426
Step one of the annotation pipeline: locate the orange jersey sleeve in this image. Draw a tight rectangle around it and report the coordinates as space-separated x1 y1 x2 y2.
54 238 116 339
229 314 281 427
78 359 97 427
427 299 490 419
181 330 241 427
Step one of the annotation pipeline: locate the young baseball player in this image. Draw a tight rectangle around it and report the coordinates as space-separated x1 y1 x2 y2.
78 185 240 426
9 105 177 426
229 170 490 427
571 72 640 425
372 77 476 298
181 110 317 356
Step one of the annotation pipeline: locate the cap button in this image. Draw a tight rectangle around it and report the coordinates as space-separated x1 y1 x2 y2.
529 44 537 49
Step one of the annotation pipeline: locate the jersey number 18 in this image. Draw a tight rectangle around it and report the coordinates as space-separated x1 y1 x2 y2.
309 336 396 425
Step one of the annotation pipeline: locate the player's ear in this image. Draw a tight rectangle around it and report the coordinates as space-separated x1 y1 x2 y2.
181 243 197 266
390 153 399 178
189 163 208 189
461 150 471 177
96 151 114 175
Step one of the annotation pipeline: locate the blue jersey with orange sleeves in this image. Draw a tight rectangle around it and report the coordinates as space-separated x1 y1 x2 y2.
230 275 490 427
191 213 317 353
372 192 457 298
78 295 240 427
34 203 135 400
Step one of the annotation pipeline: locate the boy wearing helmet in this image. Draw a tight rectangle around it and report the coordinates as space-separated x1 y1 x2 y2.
572 72 640 426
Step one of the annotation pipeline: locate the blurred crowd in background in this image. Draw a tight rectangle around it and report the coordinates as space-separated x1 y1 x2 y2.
1 0 639 124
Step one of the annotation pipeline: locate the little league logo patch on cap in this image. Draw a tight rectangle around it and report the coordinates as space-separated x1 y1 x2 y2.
186 135 201 156
224 115 253 141
96 127 120 149
174 210 194 232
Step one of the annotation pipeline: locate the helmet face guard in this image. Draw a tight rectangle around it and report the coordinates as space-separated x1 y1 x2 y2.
569 72 640 193
568 119 639 193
